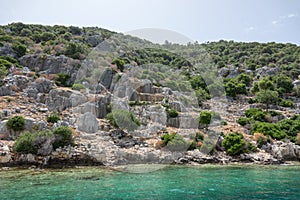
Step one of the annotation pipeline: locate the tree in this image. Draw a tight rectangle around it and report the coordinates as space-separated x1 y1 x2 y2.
256 89 279 111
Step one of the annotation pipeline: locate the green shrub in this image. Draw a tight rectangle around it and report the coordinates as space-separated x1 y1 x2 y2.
237 117 248 126
46 113 60 123
161 133 188 151
53 126 73 149
72 83 85 91
222 132 246 155
106 110 140 131
13 130 56 155
111 58 125 72
55 73 70 87
279 99 294 108
199 110 212 127
251 122 286 140
244 108 267 122
278 117 300 139
13 131 36 154
64 42 84 59
0 65 8 77
12 42 26 57
167 108 178 118
6 116 25 132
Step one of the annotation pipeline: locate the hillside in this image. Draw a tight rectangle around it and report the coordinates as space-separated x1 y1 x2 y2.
0 22 300 167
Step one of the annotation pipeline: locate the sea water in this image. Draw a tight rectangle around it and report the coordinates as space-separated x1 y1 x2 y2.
1 164 299 199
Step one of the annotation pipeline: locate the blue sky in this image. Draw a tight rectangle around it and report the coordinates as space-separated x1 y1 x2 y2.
1 0 299 44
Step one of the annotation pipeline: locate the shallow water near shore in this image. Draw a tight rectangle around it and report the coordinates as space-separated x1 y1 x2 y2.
1 164 300 199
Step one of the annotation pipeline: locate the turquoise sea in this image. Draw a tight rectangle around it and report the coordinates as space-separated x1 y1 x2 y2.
0 164 300 199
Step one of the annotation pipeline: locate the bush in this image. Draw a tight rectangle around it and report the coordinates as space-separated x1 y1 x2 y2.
199 110 212 127
237 117 248 126
251 122 286 140
64 42 84 59
46 113 60 123
244 108 267 122
13 130 55 155
72 83 85 91
167 108 178 118
161 133 188 151
279 99 294 108
6 116 25 132
53 126 73 149
12 42 26 57
13 132 36 154
0 65 8 77
111 58 125 72
55 73 70 87
222 132 246 155
106 110 140 131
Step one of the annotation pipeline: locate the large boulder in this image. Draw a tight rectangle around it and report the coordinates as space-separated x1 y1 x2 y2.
270 142 300 161
76 112 99 133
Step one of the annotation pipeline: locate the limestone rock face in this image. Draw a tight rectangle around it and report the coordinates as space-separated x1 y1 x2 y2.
77 112 99 133
45 89 73 112
270 142 300 161
19 54 81 85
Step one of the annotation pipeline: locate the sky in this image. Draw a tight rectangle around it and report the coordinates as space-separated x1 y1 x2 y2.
0 0 299 44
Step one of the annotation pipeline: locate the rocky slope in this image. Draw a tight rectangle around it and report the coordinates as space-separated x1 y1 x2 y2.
0 23 300 168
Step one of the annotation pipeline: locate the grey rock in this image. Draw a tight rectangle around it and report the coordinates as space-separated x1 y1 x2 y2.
255 66 281 78
19 54 81 85
219 67 230 77
138 79 153 94
38 107 48 112
169 101 187 112
45 89 73 112
0 43 16 58
85 34 103 47
99 68 113 90
292 80 300 86
98 95 111 118
77 112 98 133
270 142 300 161
0 85 12 96
0 120 9 139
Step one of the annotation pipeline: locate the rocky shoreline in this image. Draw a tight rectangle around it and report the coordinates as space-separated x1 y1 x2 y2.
1 139 299 169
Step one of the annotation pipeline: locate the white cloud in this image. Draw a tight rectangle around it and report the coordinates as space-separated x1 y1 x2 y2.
288 13 296 18
245 26 255 32
272 13 298 25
